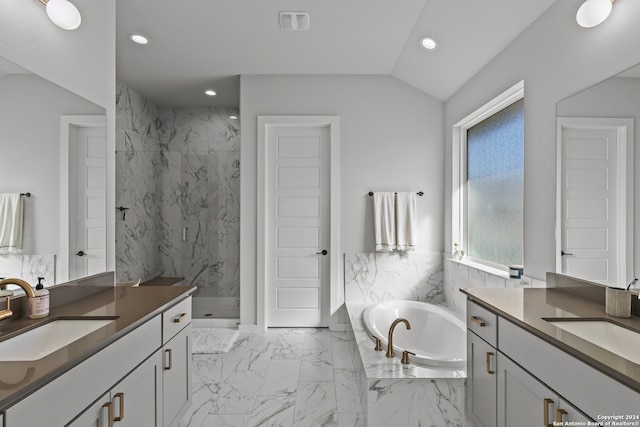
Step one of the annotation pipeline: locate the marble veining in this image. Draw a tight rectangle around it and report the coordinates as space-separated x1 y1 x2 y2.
157 107 240 299
344 252 444 304
442 257 546 313
115 82 162 283
115 82 240 302
345 302 466 427
0 254 54 286
180 328 365 427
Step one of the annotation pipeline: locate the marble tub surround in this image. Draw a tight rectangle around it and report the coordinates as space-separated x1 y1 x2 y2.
443 257 546 313
344 252 444 304
0 254 54 286
345 303 465 427
346 303 465 380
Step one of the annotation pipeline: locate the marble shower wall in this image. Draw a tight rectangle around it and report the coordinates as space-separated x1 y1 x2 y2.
115 82 163 283
115 82 241 299
344 252 444 304
156 108 240 298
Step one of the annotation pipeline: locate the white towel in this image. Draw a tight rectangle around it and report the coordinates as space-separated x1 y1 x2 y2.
373 192 396 252
395 192 418 252
0 194 24 252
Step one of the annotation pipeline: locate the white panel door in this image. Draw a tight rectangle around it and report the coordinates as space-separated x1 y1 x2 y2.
560 126 618 286
72 126 107 280
266 126 330 327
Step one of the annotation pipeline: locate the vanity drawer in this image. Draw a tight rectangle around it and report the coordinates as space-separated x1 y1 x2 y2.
467 300 498 347
163 296 191 344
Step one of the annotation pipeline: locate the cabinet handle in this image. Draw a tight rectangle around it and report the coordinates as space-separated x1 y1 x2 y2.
165 348 173 370
470 316 486 327
485 352 495 374
543 398 554 427
556 408 568 423
102 401 114 427
114 392 125 422
173 313 187 323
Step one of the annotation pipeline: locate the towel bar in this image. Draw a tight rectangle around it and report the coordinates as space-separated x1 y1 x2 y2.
368 191 423 197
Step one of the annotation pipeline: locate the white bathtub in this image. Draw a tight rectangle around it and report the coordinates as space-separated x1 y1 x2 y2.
362 300 466 368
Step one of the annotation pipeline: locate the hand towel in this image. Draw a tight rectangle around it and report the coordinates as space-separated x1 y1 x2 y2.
0 193 24 252
395 192 417 252
373 192 396 252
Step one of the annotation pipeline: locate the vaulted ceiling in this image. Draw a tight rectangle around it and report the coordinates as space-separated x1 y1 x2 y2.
116 0 557 107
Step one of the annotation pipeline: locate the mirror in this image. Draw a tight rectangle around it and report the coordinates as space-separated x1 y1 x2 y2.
0 56 107 289
556 63 640 289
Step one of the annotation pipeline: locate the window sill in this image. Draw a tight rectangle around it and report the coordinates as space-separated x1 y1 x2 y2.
448 256 510 280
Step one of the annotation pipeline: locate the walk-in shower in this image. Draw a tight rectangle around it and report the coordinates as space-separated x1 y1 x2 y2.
115 83 240 327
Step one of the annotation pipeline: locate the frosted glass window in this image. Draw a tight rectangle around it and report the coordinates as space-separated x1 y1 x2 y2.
466 98 524 266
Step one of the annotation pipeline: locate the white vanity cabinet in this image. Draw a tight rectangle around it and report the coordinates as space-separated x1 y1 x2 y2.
466 301 498 427
497 352 590 426
161 297 192 427
3 295 192 427
68 350 162 427
466 300 595 427
467 330 497 427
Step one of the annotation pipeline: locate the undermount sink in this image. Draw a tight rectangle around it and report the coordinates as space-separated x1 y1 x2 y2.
545 319 640 365
0 319 116 362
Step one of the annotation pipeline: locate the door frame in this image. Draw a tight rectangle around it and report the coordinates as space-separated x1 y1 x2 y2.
555 117 634 286
257 116 340 329
59 115 107 283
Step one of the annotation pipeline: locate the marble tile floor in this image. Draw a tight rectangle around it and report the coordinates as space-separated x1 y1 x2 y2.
180 328 366 427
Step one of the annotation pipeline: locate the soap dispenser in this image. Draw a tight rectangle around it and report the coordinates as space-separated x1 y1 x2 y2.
29 277 49 319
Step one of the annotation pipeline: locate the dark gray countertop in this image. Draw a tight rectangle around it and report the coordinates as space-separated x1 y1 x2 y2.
461 287 640 393
0 285 195 409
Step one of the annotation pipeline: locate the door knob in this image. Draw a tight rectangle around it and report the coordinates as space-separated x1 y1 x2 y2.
316 250 328 256
561 250 574 256
76 250 86 257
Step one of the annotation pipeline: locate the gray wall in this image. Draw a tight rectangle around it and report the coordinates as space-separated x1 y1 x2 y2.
240 74 445 326
0 0 116 275
0 74 104 277
444 0 640 280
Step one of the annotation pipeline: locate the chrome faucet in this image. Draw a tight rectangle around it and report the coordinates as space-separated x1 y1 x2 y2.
0 278 36 321
386 318 411 358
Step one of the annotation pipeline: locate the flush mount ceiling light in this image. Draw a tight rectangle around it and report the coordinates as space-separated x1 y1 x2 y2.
128 34 149 45
38 0 81 30
420 37 438 50
204 89 217 97
229 115 238 120
576 0 614 28
279 11 310 31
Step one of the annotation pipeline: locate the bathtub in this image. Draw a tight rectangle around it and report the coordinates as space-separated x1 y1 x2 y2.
362 300 466 368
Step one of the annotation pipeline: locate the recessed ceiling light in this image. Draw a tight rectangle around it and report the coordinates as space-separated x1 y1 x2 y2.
420 37 438 50
128 34 149 45
205 89 217 96
229 115 238 120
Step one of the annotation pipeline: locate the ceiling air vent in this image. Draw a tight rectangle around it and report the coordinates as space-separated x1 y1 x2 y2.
279 11 309 31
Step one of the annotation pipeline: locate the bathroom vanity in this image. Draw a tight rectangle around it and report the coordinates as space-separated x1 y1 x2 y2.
463 286 640 427
0 285 194 427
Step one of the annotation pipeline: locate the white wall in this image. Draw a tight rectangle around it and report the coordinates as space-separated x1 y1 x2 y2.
240 75 444 326
0 74 104 274
0 0 116 275
444 0 640 280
